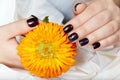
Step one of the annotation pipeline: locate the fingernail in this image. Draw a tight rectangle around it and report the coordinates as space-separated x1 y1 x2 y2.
68 32 78 42
92 42 100 49
27 15 39 27
63 24 73 33
79 38 89 46
31 15 38 19
74 3 81 11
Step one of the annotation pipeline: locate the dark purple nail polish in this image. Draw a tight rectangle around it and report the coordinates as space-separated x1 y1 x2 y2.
27 15 39 27
79 38 89 46
63 24 73 33
74 3 81 11
31 15 38 20
92 42 100 49
68 32 78 42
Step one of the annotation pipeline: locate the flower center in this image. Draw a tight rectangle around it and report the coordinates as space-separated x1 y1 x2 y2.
37 42 55 58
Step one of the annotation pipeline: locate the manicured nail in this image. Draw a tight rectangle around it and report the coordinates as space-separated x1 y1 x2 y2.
31 15 38 20
79 38 89 46
74 3 81 11
68 32 78 42
63 24 73 33
92 42 100 49
27 15 39 27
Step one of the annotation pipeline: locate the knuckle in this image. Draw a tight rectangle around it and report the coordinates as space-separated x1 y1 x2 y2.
82 27 89 35
96 11 110 21
87 5 95 13
89 1 103 11
87 4 102 15
112 20 119 27
88 33 98 43
102 10 112 20
73 17 81 27
77 28 87 38
78 30 86 38
110 21 119 31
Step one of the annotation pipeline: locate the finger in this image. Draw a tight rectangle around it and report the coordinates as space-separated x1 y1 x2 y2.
73 3 87 15
64 0 105 33
73 0 93 15
0 15 41 40
68 10 112 42
86 20 119 45
92 30 120 50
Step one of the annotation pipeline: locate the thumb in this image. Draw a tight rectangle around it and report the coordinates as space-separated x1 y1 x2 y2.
73 1 91 15
0 15 41 40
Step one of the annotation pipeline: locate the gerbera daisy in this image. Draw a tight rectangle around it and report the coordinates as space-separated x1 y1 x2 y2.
17 17 76 78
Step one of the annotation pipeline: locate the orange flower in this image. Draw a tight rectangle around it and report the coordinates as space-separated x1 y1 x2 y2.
17 22 76 78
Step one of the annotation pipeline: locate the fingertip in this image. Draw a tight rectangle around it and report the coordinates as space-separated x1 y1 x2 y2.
74 3 82 11
73 3 87 15
3 15 41 39
27 15 39 27
92 42 101 49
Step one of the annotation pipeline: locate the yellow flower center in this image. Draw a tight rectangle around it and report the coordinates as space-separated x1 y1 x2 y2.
37 42 55 58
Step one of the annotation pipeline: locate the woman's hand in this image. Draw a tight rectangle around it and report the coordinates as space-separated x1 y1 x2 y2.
0 15 40 68
63 0 120 50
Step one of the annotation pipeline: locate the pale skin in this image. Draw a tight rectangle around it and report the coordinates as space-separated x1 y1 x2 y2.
0 18 42 68
0 0 120 68
66 0 120 50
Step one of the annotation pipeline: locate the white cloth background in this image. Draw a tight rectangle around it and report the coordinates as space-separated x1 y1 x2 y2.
0 0 120 80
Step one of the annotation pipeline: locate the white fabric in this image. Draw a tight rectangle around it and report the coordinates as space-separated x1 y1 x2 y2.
0 0 120 80
0 0 16 25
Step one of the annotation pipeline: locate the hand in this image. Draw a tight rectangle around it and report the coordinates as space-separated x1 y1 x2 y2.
0 15 41 68
63 0 120 50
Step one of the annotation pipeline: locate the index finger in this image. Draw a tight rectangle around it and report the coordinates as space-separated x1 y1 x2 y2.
0 16 42 40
